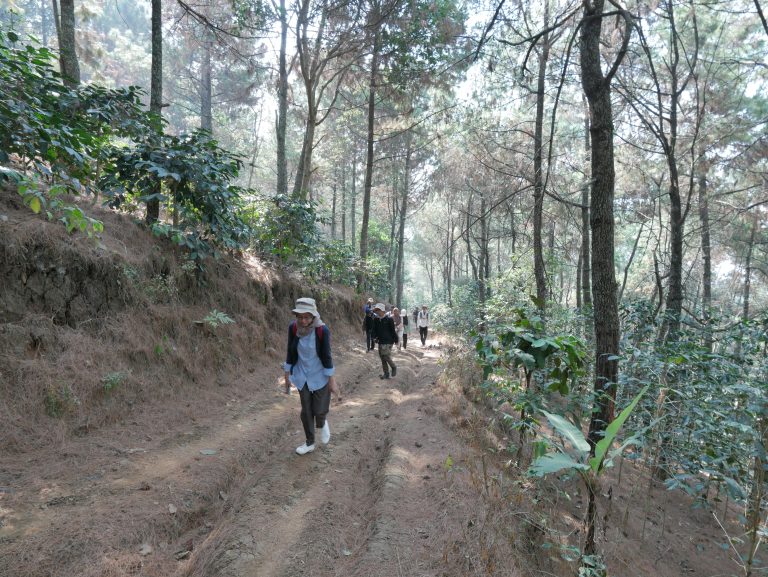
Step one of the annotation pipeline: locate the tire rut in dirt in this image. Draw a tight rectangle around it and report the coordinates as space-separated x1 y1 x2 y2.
189 390 398 577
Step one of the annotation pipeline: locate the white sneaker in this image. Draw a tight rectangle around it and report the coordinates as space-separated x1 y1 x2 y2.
320 421 330 445
295 443 315 455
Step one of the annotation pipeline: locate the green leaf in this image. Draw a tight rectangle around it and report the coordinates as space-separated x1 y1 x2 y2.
529 452 590 477
589 386 648 473
28 196 42 213
541 410 590 454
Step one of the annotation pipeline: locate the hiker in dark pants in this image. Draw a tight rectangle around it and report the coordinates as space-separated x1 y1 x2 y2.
284 297 339 455
363 297 375 351
371 303 398 379
417 304 430 346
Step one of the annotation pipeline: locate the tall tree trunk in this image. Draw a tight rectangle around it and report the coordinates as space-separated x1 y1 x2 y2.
581 96 592 310
146 0 163 225
395 134 412 307
658 3 693 344
247 104 263 189
351 151 357 251
275 0 289 197
581 0 623 447
446 219 453 306
57 0 79 87
341 161 347 243
331 173 338 239
387 170 398 289
465 197 478 283
357 22 380 289
580 0 630 556
698 161 713 352
532 0 550 309
293 2 327 200
51 0 60 49
200 34 213 133
743 214 758 321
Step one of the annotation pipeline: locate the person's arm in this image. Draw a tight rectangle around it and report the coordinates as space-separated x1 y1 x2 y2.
283 323 295 393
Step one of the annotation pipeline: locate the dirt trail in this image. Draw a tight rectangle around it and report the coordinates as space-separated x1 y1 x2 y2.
186 341 488 577
0 338 507 577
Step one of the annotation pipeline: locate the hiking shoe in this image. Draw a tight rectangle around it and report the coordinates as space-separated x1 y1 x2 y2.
391 366 397 377
320 421 330 445
295 443 315 455
379 374 390 380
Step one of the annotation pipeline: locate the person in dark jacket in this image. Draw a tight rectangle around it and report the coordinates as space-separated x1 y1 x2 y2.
363 297 375 351
371 303 398 379
284 297 338 455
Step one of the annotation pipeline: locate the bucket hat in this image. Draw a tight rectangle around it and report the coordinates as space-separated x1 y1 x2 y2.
293 297 319 317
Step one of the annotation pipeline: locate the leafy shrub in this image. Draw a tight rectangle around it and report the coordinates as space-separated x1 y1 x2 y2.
101 130 251 261
0 27 149 192
243 194 320 262
200 310 235 328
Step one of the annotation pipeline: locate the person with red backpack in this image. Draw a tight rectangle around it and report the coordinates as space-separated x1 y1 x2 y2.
283 297 339 455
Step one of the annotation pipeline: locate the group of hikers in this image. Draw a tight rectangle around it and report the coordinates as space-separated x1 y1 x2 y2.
281 296 431 456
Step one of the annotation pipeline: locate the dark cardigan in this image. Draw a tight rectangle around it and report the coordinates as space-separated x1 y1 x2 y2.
372 315 398 345
285 322 334 374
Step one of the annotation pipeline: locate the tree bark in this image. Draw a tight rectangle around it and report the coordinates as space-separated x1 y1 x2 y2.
275 0 289 197
146 0 163 225
581 96 592 311
58 0 79 87
340 161 347 243
697 161 713 352
532 0 550 310
743 214 758 321
51 0 60 49
580 0 624 454
351 151 357 251
357 21 380 289
395 133 412 307
200 34 213 133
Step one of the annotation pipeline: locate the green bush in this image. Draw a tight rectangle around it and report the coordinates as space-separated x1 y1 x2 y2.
101 130 251 261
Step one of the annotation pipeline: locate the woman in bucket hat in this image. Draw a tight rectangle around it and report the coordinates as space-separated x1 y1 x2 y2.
283 297 338 455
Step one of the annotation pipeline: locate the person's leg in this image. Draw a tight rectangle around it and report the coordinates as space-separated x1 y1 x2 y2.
380 344 396 375
420 326 427 345
298 386 316 445
379 345 391 377
387 350 397 376
403 333 407 349
311 385 331 430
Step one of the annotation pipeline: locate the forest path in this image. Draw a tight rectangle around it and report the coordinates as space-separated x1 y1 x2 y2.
185 340 490 577
0 336 505 577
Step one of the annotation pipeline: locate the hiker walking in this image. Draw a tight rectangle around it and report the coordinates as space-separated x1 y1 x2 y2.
363 297 375 352
401 310 409 349
283 297 338 455
417 304 430 346
392 307 404 351
372 303 398 379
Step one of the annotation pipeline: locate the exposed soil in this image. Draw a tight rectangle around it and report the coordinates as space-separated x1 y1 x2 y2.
0 184 751 577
